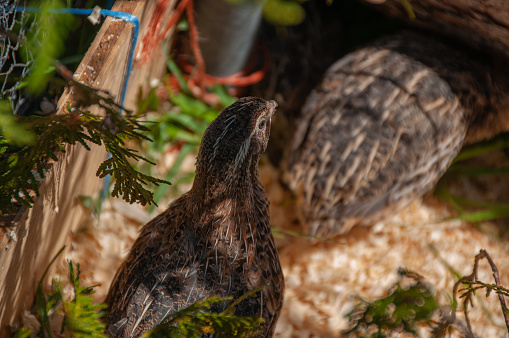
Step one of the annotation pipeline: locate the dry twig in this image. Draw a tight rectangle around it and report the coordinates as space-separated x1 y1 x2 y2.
453 249 509 336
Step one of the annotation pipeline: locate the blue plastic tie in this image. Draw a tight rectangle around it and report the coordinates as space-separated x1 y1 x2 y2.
16 5 141 207
16 6 139 112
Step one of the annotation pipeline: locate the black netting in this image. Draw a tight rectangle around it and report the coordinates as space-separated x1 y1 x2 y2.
0 0 41 115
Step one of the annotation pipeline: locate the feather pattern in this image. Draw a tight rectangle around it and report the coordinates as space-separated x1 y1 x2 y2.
287 32 500 237
106 97 284 337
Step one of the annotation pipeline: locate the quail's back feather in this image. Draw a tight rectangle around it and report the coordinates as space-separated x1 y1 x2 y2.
287 32 499 237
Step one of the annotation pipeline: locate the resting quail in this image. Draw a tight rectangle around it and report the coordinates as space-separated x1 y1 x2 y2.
287 32 509 238
105 97 284 337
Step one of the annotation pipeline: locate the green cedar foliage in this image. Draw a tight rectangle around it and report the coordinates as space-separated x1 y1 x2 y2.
18 252 263 338
62 261 108 337
143 287 265 338
17 246 106 337
1 0 169 215
0 78 169 214
344 269 438 337
32 260 107 338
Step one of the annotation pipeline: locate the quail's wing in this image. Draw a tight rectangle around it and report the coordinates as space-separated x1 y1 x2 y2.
106 197 203 337
289 34 472 237
254 227 285 336
244 188 285 336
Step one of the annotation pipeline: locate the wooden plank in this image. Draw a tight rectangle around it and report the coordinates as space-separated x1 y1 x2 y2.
362 0 509 59
0 0 175 334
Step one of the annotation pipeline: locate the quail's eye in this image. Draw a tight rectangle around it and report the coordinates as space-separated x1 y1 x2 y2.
257 118 267 131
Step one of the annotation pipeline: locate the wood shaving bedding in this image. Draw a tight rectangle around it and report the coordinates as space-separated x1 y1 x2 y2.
40 159 509 337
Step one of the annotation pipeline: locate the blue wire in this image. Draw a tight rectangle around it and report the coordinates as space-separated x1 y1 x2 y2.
16 6 139 111
16 5 141 206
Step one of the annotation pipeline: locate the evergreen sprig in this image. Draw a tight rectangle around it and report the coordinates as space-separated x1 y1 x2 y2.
0 77 170 214
344 269 438 337
143 288 265 338
63 261 107 337
25 255 108 338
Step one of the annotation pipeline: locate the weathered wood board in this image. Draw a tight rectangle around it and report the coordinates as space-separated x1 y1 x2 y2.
362 0 509 59
0 0 175 334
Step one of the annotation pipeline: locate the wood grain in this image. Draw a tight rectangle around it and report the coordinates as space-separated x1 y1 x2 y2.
0 0 175 334
362 0 509 58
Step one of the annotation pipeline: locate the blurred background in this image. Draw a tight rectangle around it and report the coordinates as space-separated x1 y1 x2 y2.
1 0 509 336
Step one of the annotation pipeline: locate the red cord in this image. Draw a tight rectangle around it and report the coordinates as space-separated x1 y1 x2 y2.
185 0 206 79
137 0 269 103
135 0 190 64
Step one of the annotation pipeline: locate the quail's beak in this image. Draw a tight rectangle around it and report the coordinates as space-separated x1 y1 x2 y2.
268 100 278 116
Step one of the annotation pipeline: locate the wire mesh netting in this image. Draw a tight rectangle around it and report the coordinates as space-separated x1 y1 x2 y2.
0 0 41 115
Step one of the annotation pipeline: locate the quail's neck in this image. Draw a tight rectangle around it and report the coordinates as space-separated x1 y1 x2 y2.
191 156 262 206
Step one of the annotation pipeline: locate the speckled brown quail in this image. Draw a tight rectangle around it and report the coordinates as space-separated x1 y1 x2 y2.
286 31 509 238
105 97 284 337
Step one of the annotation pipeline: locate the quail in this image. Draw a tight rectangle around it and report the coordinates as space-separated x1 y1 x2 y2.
286 32 509 238
105 97 284 337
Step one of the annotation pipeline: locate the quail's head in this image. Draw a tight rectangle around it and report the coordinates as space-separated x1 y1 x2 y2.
196 97 277 176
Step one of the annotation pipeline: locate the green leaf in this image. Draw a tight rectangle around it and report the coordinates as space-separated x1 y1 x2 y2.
263 0 306 26
21 257 108 337
167 57 190 94
400 0 416 20
0 101 36 145
36 282 54 338
78 195 93 209
165 113 208 135
444 208 509 223
137 87 159 115
63 261 108 337
22 0 77 95
170 93 214 118
453 132 509 163
33 246 66 338
150 143 195 211
210 85 236 107
13 327 32 338
173 129 202 144
447 165 509 176
78 194 102 215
